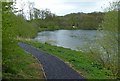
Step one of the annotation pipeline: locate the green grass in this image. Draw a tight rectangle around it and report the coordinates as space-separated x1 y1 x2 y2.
2 10 44 79
2 42 44 79
24 40 115 79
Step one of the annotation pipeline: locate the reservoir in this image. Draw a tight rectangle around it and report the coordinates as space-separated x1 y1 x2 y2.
34 30 102 51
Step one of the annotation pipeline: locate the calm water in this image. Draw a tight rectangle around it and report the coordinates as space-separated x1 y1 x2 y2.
34 30 102 51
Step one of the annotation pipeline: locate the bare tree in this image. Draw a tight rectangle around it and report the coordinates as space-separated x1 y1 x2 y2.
33 8 40 19
19 0 25 16
27 1 34 20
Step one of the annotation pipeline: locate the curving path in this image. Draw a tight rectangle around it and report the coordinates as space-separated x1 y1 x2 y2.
18 42 85 80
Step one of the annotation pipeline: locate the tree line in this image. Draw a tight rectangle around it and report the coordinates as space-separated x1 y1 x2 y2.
29 9 104 30
14 1 105 31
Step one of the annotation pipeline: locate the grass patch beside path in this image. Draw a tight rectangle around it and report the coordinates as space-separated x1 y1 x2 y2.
24 40 115 79
2 41 44 79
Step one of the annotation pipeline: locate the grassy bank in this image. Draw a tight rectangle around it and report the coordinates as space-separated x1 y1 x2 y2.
2 42 44 79
23 40 115 79
2 5 44 79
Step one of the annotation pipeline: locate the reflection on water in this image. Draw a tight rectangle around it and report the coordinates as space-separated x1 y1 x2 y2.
34 30 102 51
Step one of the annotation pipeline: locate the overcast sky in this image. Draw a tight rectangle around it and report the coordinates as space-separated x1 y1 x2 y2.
15 0 115 16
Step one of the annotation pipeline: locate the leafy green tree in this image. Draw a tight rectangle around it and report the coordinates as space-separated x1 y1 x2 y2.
2 2 13 11
90 1 119 78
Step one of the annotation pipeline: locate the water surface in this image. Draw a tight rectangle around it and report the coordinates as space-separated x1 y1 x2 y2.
34 30 101 51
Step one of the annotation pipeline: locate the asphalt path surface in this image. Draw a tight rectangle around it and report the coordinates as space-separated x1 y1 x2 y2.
18 42 85 80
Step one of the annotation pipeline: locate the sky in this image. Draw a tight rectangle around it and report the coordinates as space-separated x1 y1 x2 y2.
15 0 116 16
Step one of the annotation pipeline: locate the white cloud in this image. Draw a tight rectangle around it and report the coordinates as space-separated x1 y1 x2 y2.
15 0 115 16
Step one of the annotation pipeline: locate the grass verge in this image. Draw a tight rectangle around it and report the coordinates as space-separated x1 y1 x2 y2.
2 41 44 79
23 40 115 79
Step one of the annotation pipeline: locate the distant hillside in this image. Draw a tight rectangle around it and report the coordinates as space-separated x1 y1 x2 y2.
31 11 105 30
63 12 104 30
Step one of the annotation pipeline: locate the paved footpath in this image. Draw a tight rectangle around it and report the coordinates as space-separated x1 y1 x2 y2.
18 42 85 80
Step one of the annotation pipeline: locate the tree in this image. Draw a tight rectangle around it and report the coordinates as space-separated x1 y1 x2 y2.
91 1 119 78
27 1 34 20
19 0 25 16
33 8 40 19
2 2 13 13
